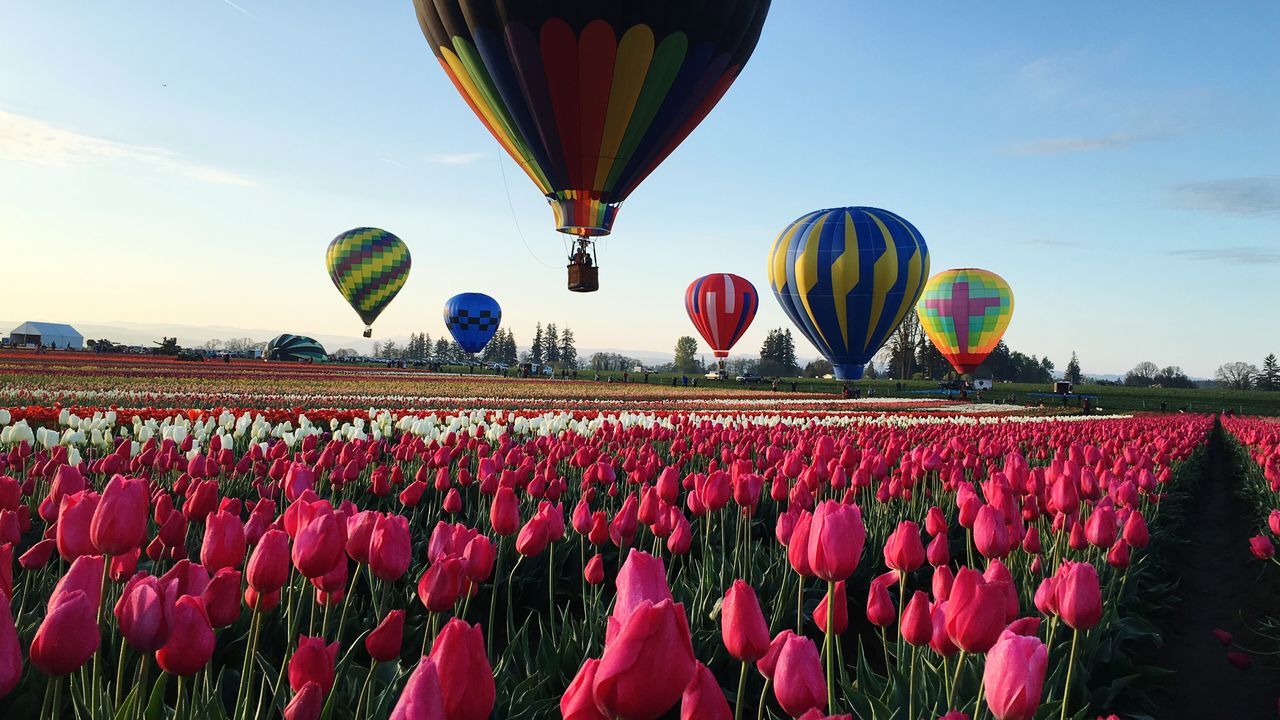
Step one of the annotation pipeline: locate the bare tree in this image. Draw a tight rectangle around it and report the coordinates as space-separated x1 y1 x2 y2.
1215 362 1258 390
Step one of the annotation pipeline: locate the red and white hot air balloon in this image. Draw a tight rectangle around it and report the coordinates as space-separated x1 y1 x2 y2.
685 274 759 362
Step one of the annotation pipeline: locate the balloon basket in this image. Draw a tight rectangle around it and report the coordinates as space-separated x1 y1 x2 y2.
362 327 372 338
567 263 599 293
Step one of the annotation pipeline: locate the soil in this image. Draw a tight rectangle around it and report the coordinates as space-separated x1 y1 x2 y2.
1153 421 1278 720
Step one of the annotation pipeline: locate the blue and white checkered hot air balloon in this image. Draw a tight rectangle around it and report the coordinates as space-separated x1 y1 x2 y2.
768 207 930 380
443 293 502 354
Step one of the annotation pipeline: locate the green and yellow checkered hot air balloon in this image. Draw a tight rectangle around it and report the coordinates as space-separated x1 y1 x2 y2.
326 228 412 338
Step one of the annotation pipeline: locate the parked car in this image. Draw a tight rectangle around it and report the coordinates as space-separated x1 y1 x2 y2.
705 369 727 380
736 372 762 384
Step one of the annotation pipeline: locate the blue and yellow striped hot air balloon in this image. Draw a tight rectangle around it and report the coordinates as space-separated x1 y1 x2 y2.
326 228 412 338
768 207 930 380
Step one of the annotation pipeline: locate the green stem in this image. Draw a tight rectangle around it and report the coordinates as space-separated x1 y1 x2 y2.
1058 629 1080 720
734 661 748 720
756 678 772 720
946 651 967 710
825 581 835 712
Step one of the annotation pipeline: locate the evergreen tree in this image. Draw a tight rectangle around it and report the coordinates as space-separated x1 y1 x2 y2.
501 330 518 366
544 324 560 363
433 338 451 359
558 328 577 369
758 329 799 376
1065 352 1082 384
1260 353 1279 391
531 323 544 364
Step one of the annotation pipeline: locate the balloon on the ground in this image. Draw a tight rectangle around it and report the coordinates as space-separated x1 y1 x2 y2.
410 1 771 241
443 293 502 354
916 268 1014 376
768 207 930 380
264 334 327 362
685 274 758 359
326 228 411 337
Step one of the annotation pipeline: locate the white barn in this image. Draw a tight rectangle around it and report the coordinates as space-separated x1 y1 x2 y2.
7 322 84 350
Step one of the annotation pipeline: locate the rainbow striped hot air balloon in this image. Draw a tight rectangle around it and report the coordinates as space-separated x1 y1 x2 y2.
768 207 930 380
411 0 771 291
916 268 1014 376
326 228 412 338
685 273 758 361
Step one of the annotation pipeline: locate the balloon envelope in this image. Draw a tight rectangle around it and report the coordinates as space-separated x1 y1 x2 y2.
326 228 411 333
916 268 1014 375
768 207 930 380
412 1 771 239
265 334 326 362
443 293 502 354
685 273 758 358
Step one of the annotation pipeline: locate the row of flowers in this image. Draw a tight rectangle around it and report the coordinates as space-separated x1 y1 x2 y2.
0 405 1209 719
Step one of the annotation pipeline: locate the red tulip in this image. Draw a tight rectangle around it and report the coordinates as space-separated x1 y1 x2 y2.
945 567 1005 653
787 510 813 577
345 510 378 564
417 557 465 613
593 599 696 720
866 578 896 628
901 591 933 647
156 595 216 676
930 602 959 657
1055 562 1102 630
462 535 496 584
1084 504 1117 548
515 515 551 557
1212 628 1234 646
773 632 826 717
114 573 171 651
366 609 405 662
561 659 608 720
244 587 280 613
926 533 950 567
289 635 339 696
0 593 21 697
390 656 447 720
19 538 55 570
973 505 1009 560
201 510 247 571
1122 511 1149 548
1248 535 1275 560
293 508 345 578
814 580 848 634
806 501 865 582
584 554 605 585
285 682 325 720
490 487 520 536
49 553 105 612
160 558 211 599
608 550 673 644
247 528 291 593
56 490 99 560
90 475 149 555
983 632 1047 720
369 513 412 581
756 630 794 680
31 589 99 675
680 662 732 720
202 567 242 628
428 619 495 720
722 580 770 662
1226 651 1251 670
884 520 925 574
925 506 947 536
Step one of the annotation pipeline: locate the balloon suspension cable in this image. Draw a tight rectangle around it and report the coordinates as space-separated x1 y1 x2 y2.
495 151 560 270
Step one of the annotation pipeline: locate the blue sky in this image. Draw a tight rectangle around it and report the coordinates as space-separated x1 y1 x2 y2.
2 1 1277 376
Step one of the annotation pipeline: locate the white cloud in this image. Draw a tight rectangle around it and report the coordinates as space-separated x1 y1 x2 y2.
1168 246 1280 265
0 109 254 187
1170 177 1280 217
427 152 486 166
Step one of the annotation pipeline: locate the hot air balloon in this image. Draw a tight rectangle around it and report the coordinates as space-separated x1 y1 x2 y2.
768 207 930 380
411 1 772 292
685 273 758 368
264 334 327 362
326 228 412 338
443 292 502 354
916 268 1014 376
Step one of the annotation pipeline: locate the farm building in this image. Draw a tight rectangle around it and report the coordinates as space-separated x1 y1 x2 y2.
7 321 84 349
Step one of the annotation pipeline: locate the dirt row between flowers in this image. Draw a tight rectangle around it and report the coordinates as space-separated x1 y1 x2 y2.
1152 420 1278 720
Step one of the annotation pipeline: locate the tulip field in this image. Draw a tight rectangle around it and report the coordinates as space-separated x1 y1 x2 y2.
0 355 1269 719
